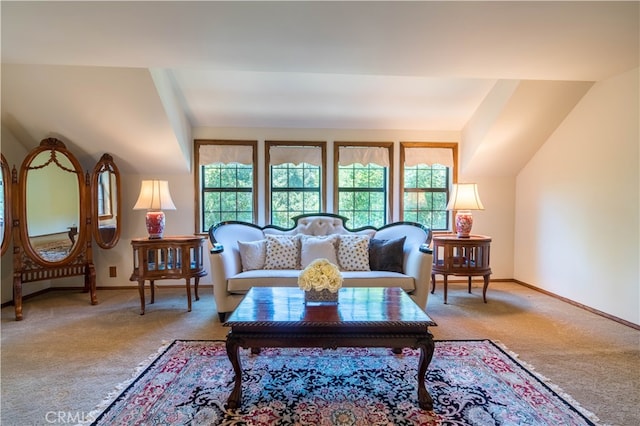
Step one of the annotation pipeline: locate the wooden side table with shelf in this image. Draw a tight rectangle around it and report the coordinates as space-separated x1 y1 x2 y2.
431 234 492 304
130 235 207 314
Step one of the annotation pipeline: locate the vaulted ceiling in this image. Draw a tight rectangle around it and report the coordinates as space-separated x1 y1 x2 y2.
2 1 638 175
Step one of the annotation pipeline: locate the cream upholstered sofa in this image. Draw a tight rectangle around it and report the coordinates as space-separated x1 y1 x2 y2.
208 213 433 321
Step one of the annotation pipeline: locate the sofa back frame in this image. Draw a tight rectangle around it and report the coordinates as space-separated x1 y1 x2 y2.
209 213 432 253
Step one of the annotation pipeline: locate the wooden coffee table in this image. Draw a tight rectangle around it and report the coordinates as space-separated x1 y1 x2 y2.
224 287 437 410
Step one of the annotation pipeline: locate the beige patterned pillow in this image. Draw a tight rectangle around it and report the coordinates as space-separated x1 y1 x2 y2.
264 235 300 269
337 235 371 271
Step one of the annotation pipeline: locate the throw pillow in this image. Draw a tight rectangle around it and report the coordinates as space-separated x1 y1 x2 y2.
369 236 406 273
264 235 300 269
300 235 339 268
337 235 371 271
237 239 266 271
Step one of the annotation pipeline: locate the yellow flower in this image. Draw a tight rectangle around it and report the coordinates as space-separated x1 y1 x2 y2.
298 258 343 293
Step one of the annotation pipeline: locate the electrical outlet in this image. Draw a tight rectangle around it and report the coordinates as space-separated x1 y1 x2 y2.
109 266 117 278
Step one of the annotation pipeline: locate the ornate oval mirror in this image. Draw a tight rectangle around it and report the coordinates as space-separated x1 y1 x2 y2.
92 153 121 249
19 138 86 265
1 154 11 256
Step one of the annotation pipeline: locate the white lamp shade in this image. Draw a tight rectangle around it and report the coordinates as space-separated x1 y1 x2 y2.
133 180 176 211
446 183 484 211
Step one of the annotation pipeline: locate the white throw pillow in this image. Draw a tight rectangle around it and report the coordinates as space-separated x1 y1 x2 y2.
264 235 300 270
337 235 371 271
300 235 339 268
237 239 266 271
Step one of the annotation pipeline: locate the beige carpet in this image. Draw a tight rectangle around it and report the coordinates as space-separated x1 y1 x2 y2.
1 281 638 425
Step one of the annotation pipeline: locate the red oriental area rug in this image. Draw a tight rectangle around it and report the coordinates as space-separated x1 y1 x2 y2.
88 340 600 425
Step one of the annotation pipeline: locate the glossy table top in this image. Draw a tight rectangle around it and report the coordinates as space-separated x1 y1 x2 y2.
225 287 435 328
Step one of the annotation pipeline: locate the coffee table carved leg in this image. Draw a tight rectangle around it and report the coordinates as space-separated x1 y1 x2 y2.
417 333 435 411
226 333 243 409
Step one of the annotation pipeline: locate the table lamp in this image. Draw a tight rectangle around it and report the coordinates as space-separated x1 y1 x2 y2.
133 180 176 239
446 183 484 238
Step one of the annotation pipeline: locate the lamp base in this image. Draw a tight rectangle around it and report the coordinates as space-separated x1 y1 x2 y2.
145 211 166 239
455 211 473 238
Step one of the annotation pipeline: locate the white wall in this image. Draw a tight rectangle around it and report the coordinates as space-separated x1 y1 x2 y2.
91 131 513 297
515 68 639 325
0 143 204 303
192 127 514 280
459 175 515 281
91 173 202 290
193 127 460 219
2 125 520 306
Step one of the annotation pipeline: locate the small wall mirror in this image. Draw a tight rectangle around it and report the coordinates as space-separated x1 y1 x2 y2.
19 139 85 265
92 153 121 249
1 154 10 256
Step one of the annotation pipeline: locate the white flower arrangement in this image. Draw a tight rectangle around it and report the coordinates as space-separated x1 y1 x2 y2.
297 258 343 293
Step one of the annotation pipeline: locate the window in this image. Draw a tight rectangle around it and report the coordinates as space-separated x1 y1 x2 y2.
404 164 450 229
335 143 392 228
195 141 257 233
400 143 457 231
267 142 326 228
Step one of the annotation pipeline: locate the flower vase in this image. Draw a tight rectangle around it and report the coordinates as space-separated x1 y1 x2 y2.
305 288 339 305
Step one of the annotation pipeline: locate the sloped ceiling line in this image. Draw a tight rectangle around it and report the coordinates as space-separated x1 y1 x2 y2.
1 2 637 176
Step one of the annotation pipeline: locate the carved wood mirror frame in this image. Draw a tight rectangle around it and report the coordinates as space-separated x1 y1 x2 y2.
92 153 121 249
17 138 88 266
1 154 10 256
11 138 121 320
